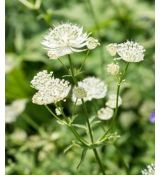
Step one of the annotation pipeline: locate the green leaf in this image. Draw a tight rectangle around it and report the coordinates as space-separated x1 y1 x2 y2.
63 142 75 154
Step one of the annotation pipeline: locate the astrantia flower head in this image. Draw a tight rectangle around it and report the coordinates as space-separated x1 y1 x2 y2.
141 164 155 175
86 37 100 50
42 23 91 59
31 70 71 105
98 107 113 120
106 63 120 76
31 70 53 90
106 94 122 109
106 43 117 56
117 41 145 62
72 77 107 105
73 86 87 99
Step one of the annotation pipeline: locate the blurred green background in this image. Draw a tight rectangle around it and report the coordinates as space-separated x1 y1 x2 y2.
5 0 155 174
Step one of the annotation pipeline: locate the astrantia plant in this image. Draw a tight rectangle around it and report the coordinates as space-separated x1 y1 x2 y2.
30 22 146 175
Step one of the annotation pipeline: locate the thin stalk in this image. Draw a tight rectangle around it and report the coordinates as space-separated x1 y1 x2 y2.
79 50 90 72
82 100 106 175
68 55 77 85
68 54 106 175
101 63 129 139
58 58 70 74
45 105 62 122
72 98 78 116
45 104 87 145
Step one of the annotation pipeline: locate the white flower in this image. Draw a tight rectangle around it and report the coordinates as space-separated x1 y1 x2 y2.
31 70 71 105
42 23 90 59
98 107 113 120
106 43 117 56
72 77 107 105
106 63 120 75
86 37 100 50
5 99 28 123
141 164 155 175
73 87 87 99
106 94 122 109
31 70 53 90
116 41 145 62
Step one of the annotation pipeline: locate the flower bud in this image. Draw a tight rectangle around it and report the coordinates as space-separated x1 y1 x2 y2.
73 87 87 99
106 43 117 56
87 37 100 50
106 63 120 76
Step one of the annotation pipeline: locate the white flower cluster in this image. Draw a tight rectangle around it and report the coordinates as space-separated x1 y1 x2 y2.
106 63 120 76
42 23 99 59
5 99 28 123
31 70 71 105
72 77 107 105
106 41 145 62
141 164 155 175
97 94 122 120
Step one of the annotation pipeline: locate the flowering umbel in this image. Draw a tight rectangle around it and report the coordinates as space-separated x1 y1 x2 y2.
42 23 99 59
117 41 145 62
106 41 145 62
31 70 71 105
72 77 107 105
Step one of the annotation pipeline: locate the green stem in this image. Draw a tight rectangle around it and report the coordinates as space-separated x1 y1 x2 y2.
45 104 87 145
68 54 106 175
101 62 129 138
82 100 106 175
45 105 62 122
112 63 129 122
79 50 90 72
58 58 70 74
68 55 77 85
